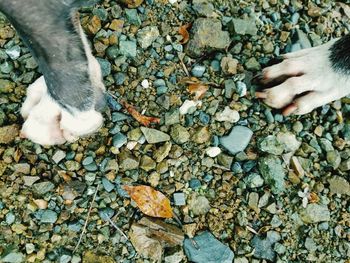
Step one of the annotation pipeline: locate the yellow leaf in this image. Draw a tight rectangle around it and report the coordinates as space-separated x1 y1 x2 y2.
124 185 173 218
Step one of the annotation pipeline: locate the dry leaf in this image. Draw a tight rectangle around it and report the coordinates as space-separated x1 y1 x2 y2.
120 100 160 127
124 185 173 218
180 77 208 100
179 23 191 44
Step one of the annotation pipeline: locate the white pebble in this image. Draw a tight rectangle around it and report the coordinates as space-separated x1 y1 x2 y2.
215 106 240 123
169 0 178 4
206 147 221 157
179 100 201 115
127 141 138 150
141 79 149 89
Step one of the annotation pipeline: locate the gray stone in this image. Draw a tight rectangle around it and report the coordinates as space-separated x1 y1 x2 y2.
40 209 58 223
184 231 234 263
186 18 230 57
188 194 210 216
300 204 330 223
1 252 24 263
296 29 312 49
118 150 139 171
258 155 286 194
251 236 275 261
245 57 260 71
328 176 350 195
141 127 170 144
245 173 264 188
165 109 180 126
192 0 216 17
219 126 253 155
119 40 137 57
32 182 55 195
173 192 186 206
327 150 341 169
137 26 160 49
229 18 258 36
140 155 156 171
258 135 284 155
170 125 190 144
112 132 128 148
102 178 115 192
52 150 66 164
191 65 206 77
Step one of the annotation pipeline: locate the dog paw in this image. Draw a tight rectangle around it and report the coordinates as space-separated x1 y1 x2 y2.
20 76 103 145
256 40 350 116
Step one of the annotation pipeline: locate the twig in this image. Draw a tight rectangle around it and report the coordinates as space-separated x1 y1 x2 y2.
103 213 129 240
178 53 190 76
73 184 99 253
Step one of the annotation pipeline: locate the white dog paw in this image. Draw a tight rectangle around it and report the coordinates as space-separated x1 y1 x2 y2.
256 40 350 115
20 76 104 145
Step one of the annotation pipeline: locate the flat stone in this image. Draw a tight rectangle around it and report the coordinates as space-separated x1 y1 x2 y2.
137 26 160 49
52 150 66 164
215 106 240 123
184 231 234 263
141 127 170 144
173 192 186 206
0 124 19 144
40 209 58 223
228 18 258 36
258 155 286 194
328 176 350 195
32 182 55 195
300 204 330 223
170 125 190 144
219 126 253 155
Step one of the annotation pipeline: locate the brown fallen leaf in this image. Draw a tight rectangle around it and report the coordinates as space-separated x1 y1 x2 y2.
120 99 160 127
180 77 208 100
124 185 173 218
179 23 191 44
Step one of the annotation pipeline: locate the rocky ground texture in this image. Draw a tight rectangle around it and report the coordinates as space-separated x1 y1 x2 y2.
0 0 350 262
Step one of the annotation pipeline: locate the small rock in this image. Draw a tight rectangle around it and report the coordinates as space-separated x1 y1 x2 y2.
215 106 240 123
40 209 58 223
173 192 186 206
229 18 258 36
170 125 190 144
32 182 55 195
245 57 260 71
0 124 19 144
153 142 172 162
186 18 230 57
13 163 30 174
141 127 170 144
191 127 211 144
219 126 253 155
191 65 206 77
300 204 330 223
137 26 160 49
327 150 341 169
140 155 156 171
245 173 264 188
119 40 137 57
251 236 276 262
118 150 139 171
220 56 238 75
258 155 286 194
184 231 234 263
328 176 350 195
1 252 24 263
205 147 221 157
188 194 210 215
23 176 40 186
112 132 128 148
179 100 201 115
52 150 66 164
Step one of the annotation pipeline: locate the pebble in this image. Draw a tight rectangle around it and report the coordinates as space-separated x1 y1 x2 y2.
215 106 240 123
328 176 350 195
137 26 160 49
220 56 238 75
170 124 190 144
140 127 170 144
32 182 55 195
300 204 330 223
245 173 264 188
141 79 149 88
258 155 286 194
119 40 137 57
191 65 206 77
52 150 66 164
1 252 24 263
186 18 230 57
191 127 211 144
188 194 210 216
0 124 19 144
229 18 258 35
173 192 186 206
205 146 221 157
40 209 58 223
112 132 128 148
179 100 201 115
184 231 234 263
251 236 276 262
219 126 253 155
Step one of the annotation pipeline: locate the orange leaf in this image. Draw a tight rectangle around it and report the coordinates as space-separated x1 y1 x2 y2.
188 83 208 100
123 185 173 218
121 100 160 127
179 23 191 44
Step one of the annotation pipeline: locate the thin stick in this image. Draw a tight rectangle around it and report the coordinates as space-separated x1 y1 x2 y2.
103 213 128 240
73 184 99 253
178 53 190 77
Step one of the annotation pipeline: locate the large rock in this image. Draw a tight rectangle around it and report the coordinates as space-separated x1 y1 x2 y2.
186 18 230 58
184 231 234 263
219 126 253 155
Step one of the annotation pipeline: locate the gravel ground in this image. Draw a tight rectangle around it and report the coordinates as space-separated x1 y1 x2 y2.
0 0 350 262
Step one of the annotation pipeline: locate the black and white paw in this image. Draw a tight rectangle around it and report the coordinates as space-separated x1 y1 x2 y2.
20 76 103 145
256 38 350 116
